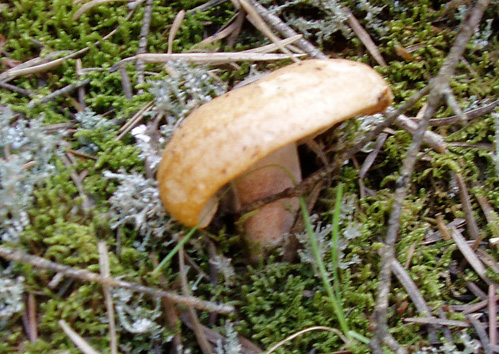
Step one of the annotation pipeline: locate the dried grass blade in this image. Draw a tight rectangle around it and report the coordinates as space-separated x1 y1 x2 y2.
59 320 101 354
449 227 490 284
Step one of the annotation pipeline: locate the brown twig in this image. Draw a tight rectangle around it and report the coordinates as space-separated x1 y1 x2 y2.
27 79 91 109
428 99 499 126
136 0 154 94
467 314 493 354
59 320 101 354
75 59 87 109
490 284 497 347
455 173 481 242
344 8 386 67
0 246 234 313
249 0 327 59
371 0 491 351
391 259 438 343
168 10 185 54
151 254 183 353
98 242 118 354
179 244 213 354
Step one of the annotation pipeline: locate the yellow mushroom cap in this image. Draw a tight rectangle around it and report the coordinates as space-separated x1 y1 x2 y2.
157 59 393 227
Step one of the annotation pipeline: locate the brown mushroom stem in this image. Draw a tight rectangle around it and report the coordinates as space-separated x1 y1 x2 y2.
232 144 302 256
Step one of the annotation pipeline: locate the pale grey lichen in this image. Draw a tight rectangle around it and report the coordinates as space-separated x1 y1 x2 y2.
210 255 236 287
215 322 242 354
148 61 226 143
104 170 172 250
296 193 362 275
0 275 24 325
0 107 60 242
113 288 162 337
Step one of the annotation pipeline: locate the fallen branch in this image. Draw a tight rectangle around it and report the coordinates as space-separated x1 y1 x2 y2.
0 246 234 314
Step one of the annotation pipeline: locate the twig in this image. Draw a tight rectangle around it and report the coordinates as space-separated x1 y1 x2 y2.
490 284 497 347
238 0 299 63
455 173 481 241
0 81 34 97
344 8 386 67
136 0 154 94
168 10 185 54
391 259 438 342
116 100 154 140
242 34 303 53
248 0 327 59
0 246 234 313
358 133 388 179
151 254 183 353
98 242 118 354
0 9 135 82
179 244 213 354
394 113 447 153
24 292 38 342
118 63 133 99
403 317 469 328
450 227 491 285
428 100 499 126
117 52 305 66
76 59 87 109
27 79 91 108
371 0 491 351
475 194 499 238
59 320 101 354
467 314 493 354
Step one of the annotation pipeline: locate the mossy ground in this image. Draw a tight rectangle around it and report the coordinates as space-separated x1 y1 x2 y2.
0 0 498 353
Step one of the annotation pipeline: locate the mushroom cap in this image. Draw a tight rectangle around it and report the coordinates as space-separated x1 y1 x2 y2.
157 59 393 227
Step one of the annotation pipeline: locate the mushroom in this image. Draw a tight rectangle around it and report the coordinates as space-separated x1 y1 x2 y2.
157 59 392 256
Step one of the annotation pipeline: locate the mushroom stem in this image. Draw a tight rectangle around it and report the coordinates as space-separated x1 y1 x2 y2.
232 144 302 256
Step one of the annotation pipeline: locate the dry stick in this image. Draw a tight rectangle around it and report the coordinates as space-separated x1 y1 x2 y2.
358 133 388 179
249 0 327 59
403 317 469 328
240 84 431 216
168 10 185 54
391 260 438 343
238 0 299 63
429 100 499 126
0 246 234 314
490 284 497 347
98 242 118 354
179 245 213 354
27 78 91 108
59 320 101 354
394 113 447 153
0 9 135 82
119 52 304 66
475 194 499 238
344 8 386 67
455 173 481 241
0 81 34 97
468 314 494 354
118 63 133 99
27 292 38 342
136 0 154 94
370 1 491 352
76 59 87 109
151 254 183 353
